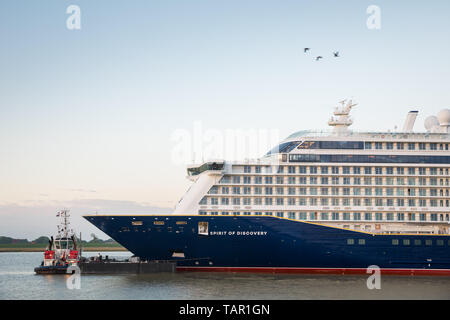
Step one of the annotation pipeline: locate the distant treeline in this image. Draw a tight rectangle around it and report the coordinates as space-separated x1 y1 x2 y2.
0 235 120 247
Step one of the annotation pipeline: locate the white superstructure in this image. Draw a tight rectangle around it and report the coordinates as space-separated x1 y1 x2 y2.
174 101 450 235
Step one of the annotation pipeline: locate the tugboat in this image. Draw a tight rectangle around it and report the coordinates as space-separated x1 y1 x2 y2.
34 209 81 274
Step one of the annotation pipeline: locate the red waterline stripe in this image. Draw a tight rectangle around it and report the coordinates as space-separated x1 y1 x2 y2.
176 266 450 276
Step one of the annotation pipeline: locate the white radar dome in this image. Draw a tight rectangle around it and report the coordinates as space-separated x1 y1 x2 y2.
424 116 439 131
437 108 450 126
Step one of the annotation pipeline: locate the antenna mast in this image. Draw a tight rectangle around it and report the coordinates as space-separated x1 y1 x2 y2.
328 99 358 134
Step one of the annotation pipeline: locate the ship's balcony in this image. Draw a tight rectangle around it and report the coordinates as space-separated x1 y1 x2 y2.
187 161 224 177
333 107 350 116
328 118 353 126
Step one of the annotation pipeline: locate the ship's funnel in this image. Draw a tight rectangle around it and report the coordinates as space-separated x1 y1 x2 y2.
402 111 418 132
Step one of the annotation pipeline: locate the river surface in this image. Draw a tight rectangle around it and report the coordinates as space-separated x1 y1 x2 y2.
0 252 449 300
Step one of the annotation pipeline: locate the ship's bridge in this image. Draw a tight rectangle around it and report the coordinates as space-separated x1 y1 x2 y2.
266 130 449 156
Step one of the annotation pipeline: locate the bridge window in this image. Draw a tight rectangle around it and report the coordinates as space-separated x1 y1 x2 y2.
267 141 300 155
288 154 450 164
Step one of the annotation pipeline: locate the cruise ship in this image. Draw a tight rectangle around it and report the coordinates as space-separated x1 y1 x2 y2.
85 100 450 275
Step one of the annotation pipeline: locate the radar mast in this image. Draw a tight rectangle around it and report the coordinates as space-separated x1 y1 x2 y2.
328 99 357 134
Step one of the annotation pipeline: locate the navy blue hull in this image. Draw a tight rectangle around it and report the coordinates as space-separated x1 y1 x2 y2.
84 215 450 274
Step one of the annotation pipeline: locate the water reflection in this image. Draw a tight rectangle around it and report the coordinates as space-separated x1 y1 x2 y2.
1 252 449 300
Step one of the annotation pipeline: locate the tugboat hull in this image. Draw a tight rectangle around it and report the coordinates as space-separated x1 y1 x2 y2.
34 266 71 275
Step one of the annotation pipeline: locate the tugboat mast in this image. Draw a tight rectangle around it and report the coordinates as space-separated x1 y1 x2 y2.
56 209 74 250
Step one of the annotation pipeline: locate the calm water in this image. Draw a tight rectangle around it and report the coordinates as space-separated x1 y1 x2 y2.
0 252 449 300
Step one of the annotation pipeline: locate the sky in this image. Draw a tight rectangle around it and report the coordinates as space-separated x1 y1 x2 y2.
0 0 449 239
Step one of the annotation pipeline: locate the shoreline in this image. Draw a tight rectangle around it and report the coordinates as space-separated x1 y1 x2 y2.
0 247 128 252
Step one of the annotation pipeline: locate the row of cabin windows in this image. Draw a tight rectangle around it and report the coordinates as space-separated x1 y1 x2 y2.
210 186 449 196
198 211 450 222
293 141 450 151
289 154 450 164
273 141 450 151
218 177 449 187
391 239 447 246
364 142 449 151
347 238 449 246
203 197 450 208
240 166 449 175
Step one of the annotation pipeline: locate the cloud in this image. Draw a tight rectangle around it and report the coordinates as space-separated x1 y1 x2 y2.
0 199 172 240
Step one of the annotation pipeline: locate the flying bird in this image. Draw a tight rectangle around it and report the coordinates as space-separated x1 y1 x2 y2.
315 56 323 61
333 51 339 57
304 48 310 53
